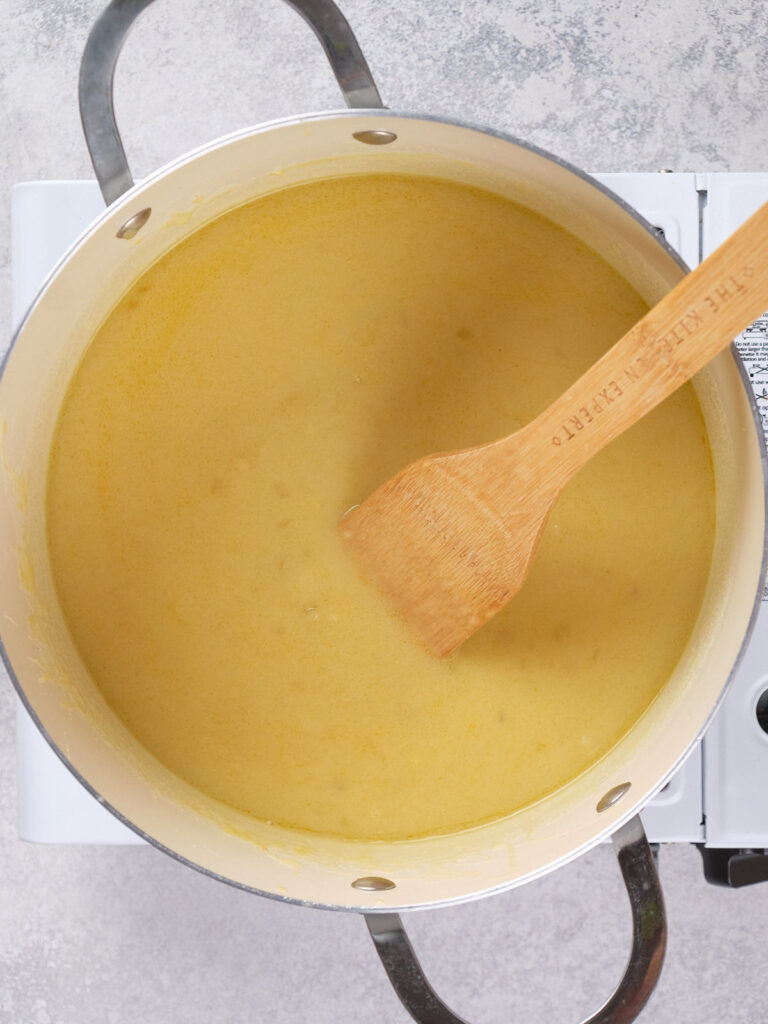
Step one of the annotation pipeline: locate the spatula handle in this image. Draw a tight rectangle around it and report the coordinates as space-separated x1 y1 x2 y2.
526 200 768 483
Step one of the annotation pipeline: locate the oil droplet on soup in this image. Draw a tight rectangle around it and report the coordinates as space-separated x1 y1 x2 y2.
46 174 715 840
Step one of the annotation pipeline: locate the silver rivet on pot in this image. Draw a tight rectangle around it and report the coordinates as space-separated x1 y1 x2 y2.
116 207 152 239
352 130 398 146
596 781 632 813
351 876 396 891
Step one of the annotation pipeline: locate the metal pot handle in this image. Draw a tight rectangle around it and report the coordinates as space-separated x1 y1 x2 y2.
366 816 666 1024
79 0 384 206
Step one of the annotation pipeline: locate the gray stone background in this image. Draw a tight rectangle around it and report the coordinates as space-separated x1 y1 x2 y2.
2 1 768 1021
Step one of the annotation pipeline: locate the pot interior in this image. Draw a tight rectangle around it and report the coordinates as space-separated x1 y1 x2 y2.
1 112 764 910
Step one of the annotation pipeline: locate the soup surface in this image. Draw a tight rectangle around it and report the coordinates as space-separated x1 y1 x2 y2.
47 174 715 841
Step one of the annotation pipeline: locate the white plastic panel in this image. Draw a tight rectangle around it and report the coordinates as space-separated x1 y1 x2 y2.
699 173 768 848
598 172 700 271
640 746 704 844
16 701 144 844
11 181 105 329
11 182 142 844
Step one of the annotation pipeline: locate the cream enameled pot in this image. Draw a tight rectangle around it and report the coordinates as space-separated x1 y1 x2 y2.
1 2 766 1021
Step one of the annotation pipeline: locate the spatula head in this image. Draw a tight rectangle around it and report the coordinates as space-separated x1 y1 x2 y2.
339 450 552 657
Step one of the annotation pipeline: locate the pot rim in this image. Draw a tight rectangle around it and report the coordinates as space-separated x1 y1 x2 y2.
3 107 767 913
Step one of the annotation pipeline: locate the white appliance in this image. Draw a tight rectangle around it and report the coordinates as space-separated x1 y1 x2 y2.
9 174 768 880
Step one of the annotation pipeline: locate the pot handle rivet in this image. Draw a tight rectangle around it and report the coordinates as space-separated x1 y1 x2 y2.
597 781 632 813
116 207 152 240
352 876 396 891
352 130 398 146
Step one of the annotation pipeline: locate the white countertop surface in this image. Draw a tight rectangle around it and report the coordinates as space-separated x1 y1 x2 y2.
2 1 768 1022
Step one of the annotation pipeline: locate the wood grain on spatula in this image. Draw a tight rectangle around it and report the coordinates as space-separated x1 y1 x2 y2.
340 201 768 657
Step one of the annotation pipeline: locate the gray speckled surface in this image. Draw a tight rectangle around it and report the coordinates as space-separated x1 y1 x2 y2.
2 1 768 1021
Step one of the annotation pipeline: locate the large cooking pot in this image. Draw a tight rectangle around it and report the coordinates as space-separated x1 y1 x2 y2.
2 2 766 1021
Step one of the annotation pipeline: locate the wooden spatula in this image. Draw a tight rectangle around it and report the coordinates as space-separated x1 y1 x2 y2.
339 201 768 658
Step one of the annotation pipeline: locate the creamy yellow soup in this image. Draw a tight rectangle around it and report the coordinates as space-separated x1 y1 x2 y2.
47 174 715 841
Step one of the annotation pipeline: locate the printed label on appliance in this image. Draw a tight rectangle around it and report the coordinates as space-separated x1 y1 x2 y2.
735 314 768 600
